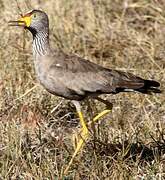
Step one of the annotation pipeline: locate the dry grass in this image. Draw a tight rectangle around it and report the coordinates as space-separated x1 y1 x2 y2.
0 0 165 179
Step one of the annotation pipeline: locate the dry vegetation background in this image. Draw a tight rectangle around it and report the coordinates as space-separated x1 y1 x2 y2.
0 0 165 179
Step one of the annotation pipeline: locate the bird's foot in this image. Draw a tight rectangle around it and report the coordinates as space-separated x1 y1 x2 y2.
64 109 111 175
72 108 111 149
64 100 112 175
64 126 89 175
89 109 112 125
71 108 112 152
72 125 89 150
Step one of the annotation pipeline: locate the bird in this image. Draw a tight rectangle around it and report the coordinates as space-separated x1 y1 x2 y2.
9 9 161 174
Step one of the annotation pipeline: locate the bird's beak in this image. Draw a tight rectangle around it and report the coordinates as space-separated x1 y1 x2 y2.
8 16 31 27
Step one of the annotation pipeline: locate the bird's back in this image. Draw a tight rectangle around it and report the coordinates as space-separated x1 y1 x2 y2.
9 9 161 101
34 50 160 100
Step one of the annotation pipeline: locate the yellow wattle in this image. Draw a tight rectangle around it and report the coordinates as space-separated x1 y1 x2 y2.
19 16 31 27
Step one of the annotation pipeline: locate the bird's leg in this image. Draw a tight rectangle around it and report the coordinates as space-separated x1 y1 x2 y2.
64 100 89 175
72 100 88 135
64 98 112 174
89 97 113 125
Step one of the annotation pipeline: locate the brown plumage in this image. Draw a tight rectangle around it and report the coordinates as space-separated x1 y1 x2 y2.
9 9 161 175
39 51 161 101
8 10 161 101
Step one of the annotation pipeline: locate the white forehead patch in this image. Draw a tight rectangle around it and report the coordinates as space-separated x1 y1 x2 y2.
26 10 33 14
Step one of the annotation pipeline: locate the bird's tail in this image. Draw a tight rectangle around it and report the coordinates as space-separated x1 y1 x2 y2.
115 78 161 94
135 80 161 94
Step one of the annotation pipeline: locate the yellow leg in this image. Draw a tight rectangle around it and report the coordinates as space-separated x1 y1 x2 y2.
89 109 111 126
64 110 89 175
88 97 113 126
64 100 112 175
77 111 88 134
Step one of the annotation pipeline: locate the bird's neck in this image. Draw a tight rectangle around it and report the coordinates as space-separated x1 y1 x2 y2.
32 30 50 57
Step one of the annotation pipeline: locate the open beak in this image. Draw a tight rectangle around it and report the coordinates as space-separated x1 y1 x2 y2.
8 16 31 27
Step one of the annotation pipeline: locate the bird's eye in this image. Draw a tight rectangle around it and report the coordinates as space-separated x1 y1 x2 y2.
33 14 37 18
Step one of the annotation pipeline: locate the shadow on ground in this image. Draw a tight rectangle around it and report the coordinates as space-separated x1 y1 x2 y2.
89 138 165 163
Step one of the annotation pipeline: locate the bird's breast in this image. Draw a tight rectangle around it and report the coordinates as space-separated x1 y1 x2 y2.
34 55 52 84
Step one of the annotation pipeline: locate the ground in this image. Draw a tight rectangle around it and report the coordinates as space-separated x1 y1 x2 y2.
0 0 164 179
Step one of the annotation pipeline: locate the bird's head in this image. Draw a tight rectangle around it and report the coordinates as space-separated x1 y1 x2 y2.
9 10 49 35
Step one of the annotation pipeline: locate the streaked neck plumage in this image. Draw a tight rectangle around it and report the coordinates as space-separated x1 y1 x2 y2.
30 27 50 57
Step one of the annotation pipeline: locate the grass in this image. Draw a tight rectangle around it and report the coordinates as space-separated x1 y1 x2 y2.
0 0 165 179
